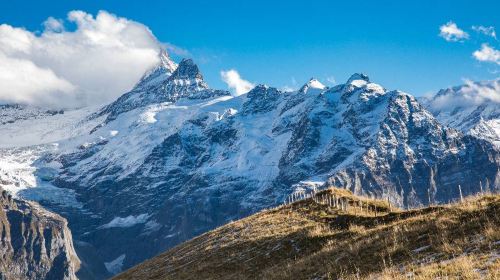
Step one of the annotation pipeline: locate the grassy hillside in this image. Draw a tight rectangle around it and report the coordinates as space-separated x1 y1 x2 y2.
114 188 500 280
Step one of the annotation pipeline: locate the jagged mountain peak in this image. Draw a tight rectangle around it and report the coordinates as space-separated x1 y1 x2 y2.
248 84 270 93
134 50 178 90
167 58 209 90
339 74 386 103
245 84 285 99
346 73 370 86
159 50 178 73
170 59 202 80
299 78 326 94
96 57 229 122
242 84 282 114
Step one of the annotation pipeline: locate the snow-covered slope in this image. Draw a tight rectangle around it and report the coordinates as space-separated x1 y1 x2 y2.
424 79 500 145
1 52 499 278
0 105 101 148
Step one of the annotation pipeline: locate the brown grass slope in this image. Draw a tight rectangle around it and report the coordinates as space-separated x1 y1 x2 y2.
114 188 500 280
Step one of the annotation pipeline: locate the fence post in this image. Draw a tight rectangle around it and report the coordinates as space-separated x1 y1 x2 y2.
458 185 463 203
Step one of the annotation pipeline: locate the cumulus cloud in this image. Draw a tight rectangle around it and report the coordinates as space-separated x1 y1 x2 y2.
0 52 75 105
0 10 165 108
429 79 500 111
473 44 500 65
220 69 254 96
43 17 64 33
472 25 497 39
439 21 469 42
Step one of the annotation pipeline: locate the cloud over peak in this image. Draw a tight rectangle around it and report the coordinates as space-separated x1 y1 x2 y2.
220 69 254 96
0 10 164 108
429 79 500 112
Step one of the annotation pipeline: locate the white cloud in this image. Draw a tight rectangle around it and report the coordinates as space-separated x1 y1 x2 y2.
43 17 64 33
439 21 469 42
0 10 165 108
429 79 500 111
473 44 500 65
472 25 497 39
220 69 254 96
0 24 33 54
0 52 75 105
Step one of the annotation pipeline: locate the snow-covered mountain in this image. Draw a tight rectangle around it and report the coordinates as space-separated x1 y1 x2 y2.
0 52 499 278
424 79 500 145
95 53 229 123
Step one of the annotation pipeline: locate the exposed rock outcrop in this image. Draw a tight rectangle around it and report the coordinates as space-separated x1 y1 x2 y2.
0 187 80 280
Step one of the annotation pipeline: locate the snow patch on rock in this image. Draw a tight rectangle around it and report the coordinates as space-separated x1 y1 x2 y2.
99 214 150 229
104 254 126 275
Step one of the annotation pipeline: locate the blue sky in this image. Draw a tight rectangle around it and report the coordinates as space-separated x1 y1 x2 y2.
1 0 499 97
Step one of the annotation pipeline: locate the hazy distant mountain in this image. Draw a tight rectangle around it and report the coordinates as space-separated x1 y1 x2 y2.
424 79 500 145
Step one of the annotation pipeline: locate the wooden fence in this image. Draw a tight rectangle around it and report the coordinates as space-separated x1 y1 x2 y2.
283 188 391 216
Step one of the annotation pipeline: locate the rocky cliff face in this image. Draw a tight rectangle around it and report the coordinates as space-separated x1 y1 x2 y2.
323 84 500 207
0 187 80 280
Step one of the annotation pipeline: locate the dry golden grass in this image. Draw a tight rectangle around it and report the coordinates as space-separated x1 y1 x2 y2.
114 189 500 280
